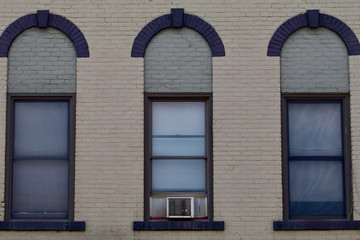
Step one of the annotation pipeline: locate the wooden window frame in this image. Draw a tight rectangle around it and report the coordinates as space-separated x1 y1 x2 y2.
281 94 352 221
5 93 76 221
144 93 213 221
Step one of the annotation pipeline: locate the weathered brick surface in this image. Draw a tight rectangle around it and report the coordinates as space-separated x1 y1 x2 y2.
8 27 76 93
0 1 359 240
145 27 212 93
281 27 349 93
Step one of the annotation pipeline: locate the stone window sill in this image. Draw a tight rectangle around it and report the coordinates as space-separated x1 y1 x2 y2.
274 220 360 230
0 221 85 231
133 220 224 231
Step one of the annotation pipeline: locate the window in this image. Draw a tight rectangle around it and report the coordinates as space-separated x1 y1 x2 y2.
0 11 87 230
4 24 77 223
282 95 351 220
6 94 75 219
144 95 212 220
267 11 360 229
133 8 224 230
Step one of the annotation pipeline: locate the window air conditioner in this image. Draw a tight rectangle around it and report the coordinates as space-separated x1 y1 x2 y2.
166 197 194 218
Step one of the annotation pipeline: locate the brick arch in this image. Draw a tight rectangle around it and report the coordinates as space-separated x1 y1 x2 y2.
267 10 360 56
0 10 89 58
131 8 225 57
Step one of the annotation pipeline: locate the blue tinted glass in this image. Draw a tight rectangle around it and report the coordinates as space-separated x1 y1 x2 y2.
152 137 205 156
12 159 68 218
289 160 345 218
152 159 206 192
288 102 342 156
152 101 205 157
152 102 205 136
13 101 69 159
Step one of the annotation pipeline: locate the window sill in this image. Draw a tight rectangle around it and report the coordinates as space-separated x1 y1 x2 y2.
274 220 360 230
0 221 85 231
133 220 224 231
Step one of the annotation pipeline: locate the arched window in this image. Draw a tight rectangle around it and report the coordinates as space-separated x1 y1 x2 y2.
281 26 350 220
132 9 225 231
269 10 360 230
0 10 88 231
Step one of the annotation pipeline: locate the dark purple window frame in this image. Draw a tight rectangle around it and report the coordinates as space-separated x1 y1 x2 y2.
0 94 85 231
134 94 224 231
274 94 360 231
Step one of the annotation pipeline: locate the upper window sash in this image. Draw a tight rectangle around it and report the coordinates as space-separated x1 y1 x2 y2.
146 95 211 159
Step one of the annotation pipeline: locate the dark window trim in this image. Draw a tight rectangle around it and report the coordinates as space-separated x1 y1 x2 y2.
277 94 353 230
5 93 76 223
274 220 360 231
131 8 225 57
0 220 85 231
0 10 90 58
267 9 360 56
133 220 224 231
138 93 223 230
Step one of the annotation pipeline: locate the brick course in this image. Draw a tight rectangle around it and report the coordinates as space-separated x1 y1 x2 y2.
145 27 212 93
281 27 349 93
8 27 76 93
0 1 359 239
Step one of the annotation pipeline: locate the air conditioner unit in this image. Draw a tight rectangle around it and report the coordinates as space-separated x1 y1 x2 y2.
166 197 194 218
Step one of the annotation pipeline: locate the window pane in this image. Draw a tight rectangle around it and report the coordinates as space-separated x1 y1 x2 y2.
150 198 167 218
289 160 345 217
12 159 68 218
288 102 342 156
152 137 205 156
152 159 206 192
152 102 205 136
13 101 69 159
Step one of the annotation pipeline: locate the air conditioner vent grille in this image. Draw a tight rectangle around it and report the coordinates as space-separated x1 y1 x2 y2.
166 197 194 218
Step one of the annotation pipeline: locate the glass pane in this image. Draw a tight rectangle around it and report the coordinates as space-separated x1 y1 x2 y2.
150 198 167 218
152 137 205 156
152 159 206 192
288 102 342 156
152 102 205 136
289 160 345 217
13 101 69 159
12 159 68 218
194 197 207 217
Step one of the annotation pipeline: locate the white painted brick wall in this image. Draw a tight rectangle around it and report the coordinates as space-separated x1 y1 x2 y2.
0 1 359 240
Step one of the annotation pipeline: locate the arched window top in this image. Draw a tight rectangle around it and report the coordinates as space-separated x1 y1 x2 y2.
131 8 225 57
267 9 360 56
0 10 89 58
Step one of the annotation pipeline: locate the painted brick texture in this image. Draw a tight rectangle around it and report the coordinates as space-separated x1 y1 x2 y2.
281 27 349 93
0 1 359 240
8 27 76 93
145 27 212 93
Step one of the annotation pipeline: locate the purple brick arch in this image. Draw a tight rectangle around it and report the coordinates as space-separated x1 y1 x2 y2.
131 8 225 57
267 10 360 56
0 10 89 58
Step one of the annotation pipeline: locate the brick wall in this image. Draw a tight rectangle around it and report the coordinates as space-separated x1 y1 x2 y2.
281 27 349 93
0 1 359 240
145 27 212 93
8 27 76 93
